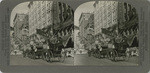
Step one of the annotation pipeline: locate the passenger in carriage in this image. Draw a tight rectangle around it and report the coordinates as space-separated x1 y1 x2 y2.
43 41 49 50
95 40 102 52
48 36 63 55
30 41 35 52
108 41 115 49
56 37 63 54
93 40 102 58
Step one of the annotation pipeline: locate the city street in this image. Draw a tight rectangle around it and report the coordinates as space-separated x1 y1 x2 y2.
74 54 138 66
10 55 74 65
10 54 138 66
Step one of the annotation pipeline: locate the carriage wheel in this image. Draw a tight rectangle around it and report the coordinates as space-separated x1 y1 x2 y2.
23 52 26 58
42 52 46 61
124 52 130 61
29 52 32 58
107 51 113 60
58 51 66 63
45 51 53 62
108 50 118 61
97 51 101 58
27 52 30 58
88 50 91 57
113 50 118 61
32 52 36 60
93 50 97 58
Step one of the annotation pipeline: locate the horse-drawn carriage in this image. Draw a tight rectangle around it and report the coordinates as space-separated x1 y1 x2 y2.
107 45 130 61
24 44 44 59
106 37 131 61
23 38 66 63
42 37 67 63
89 43 114 59
88 44 109 58
90 44 109 58
88 38 130 61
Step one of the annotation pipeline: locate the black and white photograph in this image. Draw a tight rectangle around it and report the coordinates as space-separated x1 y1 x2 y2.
10 1 74 65
10 1 139 66
74 1 139 66
1 0 150 72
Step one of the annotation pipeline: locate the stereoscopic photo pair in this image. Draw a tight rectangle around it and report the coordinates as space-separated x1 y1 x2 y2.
8 1 140 66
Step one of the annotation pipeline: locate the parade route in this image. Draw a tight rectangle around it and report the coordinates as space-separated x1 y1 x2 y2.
74 54 138 66
10 55 74 66
10 54 138 66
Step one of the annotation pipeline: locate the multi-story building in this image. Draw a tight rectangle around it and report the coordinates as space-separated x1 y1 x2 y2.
79 13 94 49
93 1 138 47
93 1 119 40
20 15 29 45
28 1 74 48
13 13 28 45
74 25 82 49
28 1 53 39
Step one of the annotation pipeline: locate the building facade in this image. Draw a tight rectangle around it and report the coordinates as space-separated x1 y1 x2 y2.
28 1 74 48
20 15 29 46
93 1 138 48
74 25 84 51
79 13 94 49
13 13 28 45
28 1 53 38
93 1 119 40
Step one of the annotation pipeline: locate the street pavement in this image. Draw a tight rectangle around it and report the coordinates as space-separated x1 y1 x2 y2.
10 54 138 66
10 55 74 65
74 54 138 66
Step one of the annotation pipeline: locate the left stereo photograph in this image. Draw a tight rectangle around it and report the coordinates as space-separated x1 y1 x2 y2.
10 1 74 65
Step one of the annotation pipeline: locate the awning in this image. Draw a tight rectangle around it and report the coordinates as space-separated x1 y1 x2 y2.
101 24 118 36
126 34 136 46
54 19 73 30
61 34 72 47
36 29 44 35
115 36 123 43
49 36 57 44
36 29 49 39
101 28 116 38
53 24 73 35
101 28 111 35
120 16 138 31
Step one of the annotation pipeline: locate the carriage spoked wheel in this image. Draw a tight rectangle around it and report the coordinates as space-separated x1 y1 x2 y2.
107 51 113 60
58 51 66 63
27 52 31 58
42 52 46 61
45 51 53 62
124 51 130 61
30 51 35 59
29 52 32 58
97 51 101 59
108 50 118 61
32 52 36 60
113 50 118 61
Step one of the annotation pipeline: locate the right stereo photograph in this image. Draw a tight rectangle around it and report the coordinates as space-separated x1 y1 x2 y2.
74 1 139 66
